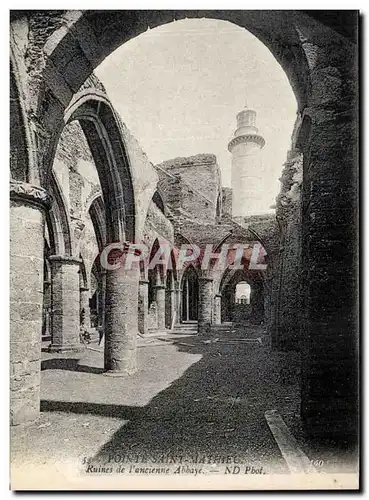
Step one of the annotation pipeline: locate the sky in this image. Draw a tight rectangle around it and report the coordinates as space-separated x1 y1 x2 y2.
95 18 297 211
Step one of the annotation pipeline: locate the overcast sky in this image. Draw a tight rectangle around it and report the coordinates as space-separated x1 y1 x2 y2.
96 18 297 211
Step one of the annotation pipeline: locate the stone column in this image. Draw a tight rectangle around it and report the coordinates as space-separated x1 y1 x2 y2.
10 181 51 425
104 267 139 375
299 41 358 438
213 294 222 325
176 285 182 324
198 277 213 334
138 279 149 335
49 255 82 352
98 270 106 330
170 287 177 329
80 286 90 331
300 112 358 438
154 284 166 331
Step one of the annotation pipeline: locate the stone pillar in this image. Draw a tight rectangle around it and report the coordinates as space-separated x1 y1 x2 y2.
49 255 82 352
214 294 222 325
198 277 213 334
104 267 139 375
170 287 177 329
300 113 358 438
138 279 149 335
98 270 106 330
154 284 166 331
80 286 90 331
299 41 358 438
10 181 51 425
176 285 181 324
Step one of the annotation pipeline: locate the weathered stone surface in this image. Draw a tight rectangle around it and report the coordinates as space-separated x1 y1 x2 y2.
198 277 213 334
156 154 222 223
138 280 149 335
9 10 359 444
213 294 222 325
10 198 44 425
104 268 139 375
271 151 303 352
154 285 166 331
49 257 82 351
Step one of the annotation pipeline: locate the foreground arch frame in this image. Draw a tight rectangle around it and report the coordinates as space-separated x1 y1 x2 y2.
9 11 358 439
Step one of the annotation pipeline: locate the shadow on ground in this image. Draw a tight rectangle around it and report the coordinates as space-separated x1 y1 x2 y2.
41 357 104 374
39 326 303 472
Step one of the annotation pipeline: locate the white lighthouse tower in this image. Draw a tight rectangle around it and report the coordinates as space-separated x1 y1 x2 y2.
228 103 266 216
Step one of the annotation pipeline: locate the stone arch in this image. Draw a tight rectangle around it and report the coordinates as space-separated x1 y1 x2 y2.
175 232 198 277
86 194 106 253
10 59 29 182
46 171 73 257
38 11 310 117
46 91 136 243
9 49 41 184
148 237 166 286
180 264 199 322
66 93 135 243
27 12 317 210
219 266 264 324
79 254 89 290
9 11 359 436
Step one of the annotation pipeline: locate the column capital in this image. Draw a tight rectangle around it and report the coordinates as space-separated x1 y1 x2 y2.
10 180 53 211
139 279 149 285
49 255 82 266
80 286 89 292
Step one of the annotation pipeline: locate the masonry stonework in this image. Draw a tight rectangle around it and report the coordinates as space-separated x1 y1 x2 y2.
10 183 50 425
9 11 358 455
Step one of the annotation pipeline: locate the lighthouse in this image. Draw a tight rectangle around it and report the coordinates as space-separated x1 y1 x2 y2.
228 103 266 216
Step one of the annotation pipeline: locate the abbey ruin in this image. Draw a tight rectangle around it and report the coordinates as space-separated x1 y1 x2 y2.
9 10 359 485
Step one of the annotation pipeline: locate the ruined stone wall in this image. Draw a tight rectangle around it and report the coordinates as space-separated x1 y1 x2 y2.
221 187 232 218
52 100 174 279
270 150 303 351
144 201 174 245
157 154 222 223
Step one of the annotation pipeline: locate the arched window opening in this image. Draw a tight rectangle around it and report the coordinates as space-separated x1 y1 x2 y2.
235 282 251 304
181 266 199 322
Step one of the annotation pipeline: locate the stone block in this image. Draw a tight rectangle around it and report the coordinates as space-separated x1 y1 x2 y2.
10 370 40 392
10 319 41 343
10 341 40 363
10 302 42 322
